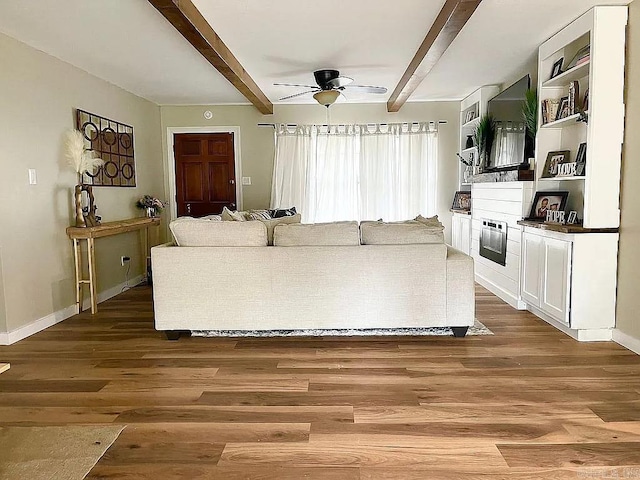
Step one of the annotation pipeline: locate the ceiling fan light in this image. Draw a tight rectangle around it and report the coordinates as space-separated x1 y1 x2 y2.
313 90 340 106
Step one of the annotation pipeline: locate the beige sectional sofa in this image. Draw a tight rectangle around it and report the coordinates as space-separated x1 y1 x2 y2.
151 218 475 339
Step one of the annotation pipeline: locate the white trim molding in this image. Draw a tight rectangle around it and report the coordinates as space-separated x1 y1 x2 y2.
166 126 243 222
0 275 143 345
613 329 640 355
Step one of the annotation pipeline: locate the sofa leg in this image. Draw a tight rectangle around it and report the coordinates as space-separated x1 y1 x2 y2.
165 331 181 341
451 327 469 338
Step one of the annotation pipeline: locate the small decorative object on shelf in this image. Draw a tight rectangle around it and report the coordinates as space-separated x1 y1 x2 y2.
541 98 560 124
64 129 104 227
465 135 474 149
565 45 590 71
527 191 569 221
567 211 579 224
546 209 566 224
568 81 580 115
582 88 589 111
550 57 564 78
136 195 166 218
451 191 471 212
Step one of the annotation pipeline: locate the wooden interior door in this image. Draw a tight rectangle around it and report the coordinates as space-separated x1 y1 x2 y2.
174 133 236 217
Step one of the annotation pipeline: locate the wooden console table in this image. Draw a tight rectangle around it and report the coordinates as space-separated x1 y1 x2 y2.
66 217 161 314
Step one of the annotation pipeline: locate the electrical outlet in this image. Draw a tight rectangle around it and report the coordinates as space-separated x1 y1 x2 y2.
120 256 131 266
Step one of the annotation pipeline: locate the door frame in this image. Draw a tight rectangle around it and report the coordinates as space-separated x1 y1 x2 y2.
166 126 242 221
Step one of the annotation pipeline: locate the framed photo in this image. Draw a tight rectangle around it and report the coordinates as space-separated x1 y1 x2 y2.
567 211 578 224
550 58 564 78
556 96 570 121
541 150 570 178
528 191 569 221
451 191 471 211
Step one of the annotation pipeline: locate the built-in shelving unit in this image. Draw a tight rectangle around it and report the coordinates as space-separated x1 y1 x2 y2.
521 6 628 341
457 86 500 190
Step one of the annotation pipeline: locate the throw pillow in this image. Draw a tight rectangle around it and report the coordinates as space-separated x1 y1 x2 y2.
246 209 272 221
222 206 247 222
268 207 297 218
201 214 222 221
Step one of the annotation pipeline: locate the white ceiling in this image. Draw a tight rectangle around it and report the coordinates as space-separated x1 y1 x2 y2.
0 0 633 106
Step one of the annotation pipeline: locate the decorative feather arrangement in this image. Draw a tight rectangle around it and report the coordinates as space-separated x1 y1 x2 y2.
64 129 103 178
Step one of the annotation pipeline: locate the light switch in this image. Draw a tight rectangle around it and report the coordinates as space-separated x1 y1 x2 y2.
28 169 37 185
242 177 252 186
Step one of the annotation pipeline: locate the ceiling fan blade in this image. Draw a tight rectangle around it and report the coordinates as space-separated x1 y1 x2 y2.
343 85 388 94
278 90 318 101
274 83 318 89
327 76 353 88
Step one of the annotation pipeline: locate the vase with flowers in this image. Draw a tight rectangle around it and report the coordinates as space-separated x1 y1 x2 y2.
64 129 104 227
136 195 165 218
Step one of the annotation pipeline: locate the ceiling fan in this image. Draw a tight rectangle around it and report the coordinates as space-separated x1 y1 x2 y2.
275 69 387 107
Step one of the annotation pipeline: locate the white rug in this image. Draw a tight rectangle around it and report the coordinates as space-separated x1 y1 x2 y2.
192 319 492 337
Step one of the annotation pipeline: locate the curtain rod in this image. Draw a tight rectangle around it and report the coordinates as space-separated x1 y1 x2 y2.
258 121 447 127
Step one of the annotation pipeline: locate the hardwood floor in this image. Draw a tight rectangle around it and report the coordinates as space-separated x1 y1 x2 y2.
1 285 639 479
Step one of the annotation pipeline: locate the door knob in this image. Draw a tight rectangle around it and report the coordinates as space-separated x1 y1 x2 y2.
229 179 235 185
230 203 236 208
187 203 191 214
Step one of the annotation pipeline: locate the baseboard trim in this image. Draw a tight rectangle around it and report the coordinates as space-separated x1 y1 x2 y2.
527 303 612 342
0 275 144 345
612 328 640 355
475 273 526 310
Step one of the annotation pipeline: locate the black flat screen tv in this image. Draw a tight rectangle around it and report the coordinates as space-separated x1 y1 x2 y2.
486 75 531 170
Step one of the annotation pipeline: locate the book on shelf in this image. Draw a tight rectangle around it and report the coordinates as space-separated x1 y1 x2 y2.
541 98 560 124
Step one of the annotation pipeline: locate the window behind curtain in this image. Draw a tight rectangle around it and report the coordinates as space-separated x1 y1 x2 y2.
271 123 438 223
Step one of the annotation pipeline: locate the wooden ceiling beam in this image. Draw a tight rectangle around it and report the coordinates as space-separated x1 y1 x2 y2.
387 0 483 112
149 0 273 114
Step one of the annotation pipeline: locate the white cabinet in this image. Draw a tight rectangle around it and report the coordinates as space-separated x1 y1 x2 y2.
451 213 471 255
521 232 542 306
521 230 572 325
540 237 572 324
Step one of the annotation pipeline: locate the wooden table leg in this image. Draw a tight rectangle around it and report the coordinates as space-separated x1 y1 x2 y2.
143 226 149 282
87 238 98 314
72 238 82 314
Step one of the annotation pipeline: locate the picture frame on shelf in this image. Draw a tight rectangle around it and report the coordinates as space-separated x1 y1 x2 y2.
567 211 578 225
550 58 564 78
527 191 569 221
541 150 571 178
556 96 570 121
576 142 587 176
451 191 472 212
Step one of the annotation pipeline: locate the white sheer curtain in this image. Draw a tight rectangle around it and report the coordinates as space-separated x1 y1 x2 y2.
270 122 438 223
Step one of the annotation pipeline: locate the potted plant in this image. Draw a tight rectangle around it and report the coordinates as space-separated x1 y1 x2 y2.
136 195 165 218
473 114 496 172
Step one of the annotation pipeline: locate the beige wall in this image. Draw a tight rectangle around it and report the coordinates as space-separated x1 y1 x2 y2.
0 33 164 334
616 0 640 342
160 101 461 241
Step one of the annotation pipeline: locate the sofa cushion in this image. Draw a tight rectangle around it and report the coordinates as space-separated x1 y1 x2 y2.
360 220 444 245
170 218 267 247
274 221 360 246
415 214 443 229
258 214 302 245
